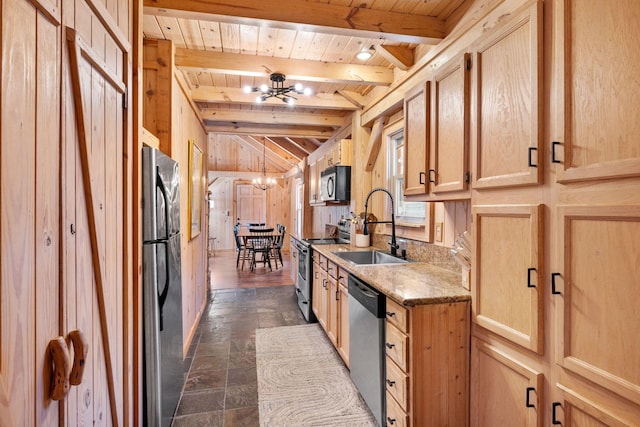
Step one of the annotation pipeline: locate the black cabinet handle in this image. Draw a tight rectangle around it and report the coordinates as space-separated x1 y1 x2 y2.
387 417 396 425
386 379 396 387
525 387 535 408
527 268 536 288
552 402 562 424
385 343 395 349
428 169 436 183
335 290 339 301
419 171 426 185
386 311 396 317
322 279 327 289
552 141 562 163
551 273 562 295
528 147 538 167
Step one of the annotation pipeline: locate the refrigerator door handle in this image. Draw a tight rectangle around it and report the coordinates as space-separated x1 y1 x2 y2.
157 240 170 331
156 167 170 241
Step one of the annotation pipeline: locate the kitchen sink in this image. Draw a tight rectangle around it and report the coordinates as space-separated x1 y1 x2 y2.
332 250 408 265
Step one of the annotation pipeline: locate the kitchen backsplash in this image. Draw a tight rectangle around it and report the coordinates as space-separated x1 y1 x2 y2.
370 233 461 273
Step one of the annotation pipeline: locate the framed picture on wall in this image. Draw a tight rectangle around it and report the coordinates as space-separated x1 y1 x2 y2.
188 139 203 240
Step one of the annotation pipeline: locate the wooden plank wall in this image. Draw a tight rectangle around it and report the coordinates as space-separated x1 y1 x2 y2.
2 0 135 424
173 78 209 355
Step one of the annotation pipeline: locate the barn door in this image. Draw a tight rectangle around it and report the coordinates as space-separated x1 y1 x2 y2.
0 0 62 424
62 9 131 426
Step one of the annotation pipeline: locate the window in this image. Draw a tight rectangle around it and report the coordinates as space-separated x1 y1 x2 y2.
387 124 425 223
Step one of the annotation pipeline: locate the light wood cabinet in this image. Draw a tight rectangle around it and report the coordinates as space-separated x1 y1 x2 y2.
326 273 338 347
471 1 543 189
470 338 543 427
307 159 319 204
337 279 349 366
430 53 471 196
470 1 640 424
326 138 352 167
403 82 430 196
472 204 544 354
385 299 470 427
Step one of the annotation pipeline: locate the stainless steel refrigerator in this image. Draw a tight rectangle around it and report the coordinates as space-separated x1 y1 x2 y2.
142 146 184 427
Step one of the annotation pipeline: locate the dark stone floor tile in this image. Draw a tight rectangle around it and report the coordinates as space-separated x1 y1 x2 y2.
172 411 224 427
190 354 228 372
195 341 231 357
225 384 258 410
229 337 256 353
229 328 256 339
258 317 288 328
184 368 227 392
175 389 225 416
230 319 259 331
223 406 260 427
198 330 232 343
227 351 256 369
226 367 257 387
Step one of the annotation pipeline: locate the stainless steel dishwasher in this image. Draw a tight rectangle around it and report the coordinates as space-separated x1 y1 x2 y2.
348 274 386 427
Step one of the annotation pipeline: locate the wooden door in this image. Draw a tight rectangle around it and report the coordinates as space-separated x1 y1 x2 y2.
403 82 429 196
472 204 544 353
470 338 543 427
431 53 470 194
237 184 266 225
555 205 640 406
1 0 61 423
471 2 543 189
554 0 640 183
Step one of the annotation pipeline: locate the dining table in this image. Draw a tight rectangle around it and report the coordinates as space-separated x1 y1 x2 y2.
236 226 281 270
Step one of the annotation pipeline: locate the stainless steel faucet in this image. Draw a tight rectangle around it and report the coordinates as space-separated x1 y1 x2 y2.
363 187 399 257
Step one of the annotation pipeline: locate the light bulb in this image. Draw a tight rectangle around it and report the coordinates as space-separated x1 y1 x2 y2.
303 87 313 96
356 49 373 61
294 83 303 92
243 85 252 93
260 84 269 92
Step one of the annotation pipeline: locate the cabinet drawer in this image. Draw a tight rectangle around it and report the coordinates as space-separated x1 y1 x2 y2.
386 390 408 427
386 299 409 333
327 260 338 279
386 357 409 410
386 323 409 371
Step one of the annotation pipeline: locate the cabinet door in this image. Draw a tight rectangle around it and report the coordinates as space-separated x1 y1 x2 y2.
312 262 321 319
556 383 640 427
556 205 640 406
472 204 544 353
326 275 338 346
431 53 470 194
470 338 543 427
403 82 430 196
337 283 349 366
554 0 640 183
472 1 543 189
307 160 318 203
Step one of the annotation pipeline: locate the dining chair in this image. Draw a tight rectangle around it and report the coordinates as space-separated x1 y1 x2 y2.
233 224 251 268
248 227 274 271
271 225 286 268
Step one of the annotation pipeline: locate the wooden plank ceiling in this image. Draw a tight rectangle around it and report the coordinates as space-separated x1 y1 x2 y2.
142 0 472 171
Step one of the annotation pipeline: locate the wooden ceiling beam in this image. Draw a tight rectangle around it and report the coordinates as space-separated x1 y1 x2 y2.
201 109 345 128
191 86 360 110
375 45 415 71
144 0 446 44
206 123 335 139
241 135 302 165
175 48 394 86
267 137 310 160
285 137 321 154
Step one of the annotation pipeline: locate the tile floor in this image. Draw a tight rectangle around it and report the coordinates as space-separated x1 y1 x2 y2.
172 285 307 427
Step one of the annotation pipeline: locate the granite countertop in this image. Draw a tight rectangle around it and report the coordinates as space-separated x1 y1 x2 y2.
311 244 471 307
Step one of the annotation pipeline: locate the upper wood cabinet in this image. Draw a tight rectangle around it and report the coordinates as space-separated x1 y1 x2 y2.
553 0 640 183
472 204 544 354
430 53 471 195
326 138 352 167
471 1 543 189
403 82 430 196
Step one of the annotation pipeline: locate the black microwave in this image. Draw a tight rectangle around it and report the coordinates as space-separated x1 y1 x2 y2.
320 165 351 202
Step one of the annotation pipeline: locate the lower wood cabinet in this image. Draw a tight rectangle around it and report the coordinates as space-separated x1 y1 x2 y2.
337 276 349 366
385 298 470 426
470 338 543 427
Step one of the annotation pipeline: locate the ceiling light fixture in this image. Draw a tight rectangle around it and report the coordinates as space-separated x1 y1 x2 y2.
243 72 312 106
356 46 374 61
253 139 276 191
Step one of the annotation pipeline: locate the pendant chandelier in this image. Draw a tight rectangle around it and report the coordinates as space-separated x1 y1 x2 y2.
243 72 312 105
253 139 276 191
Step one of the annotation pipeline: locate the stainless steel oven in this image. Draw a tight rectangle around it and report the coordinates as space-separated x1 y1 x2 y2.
295 221 351 322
